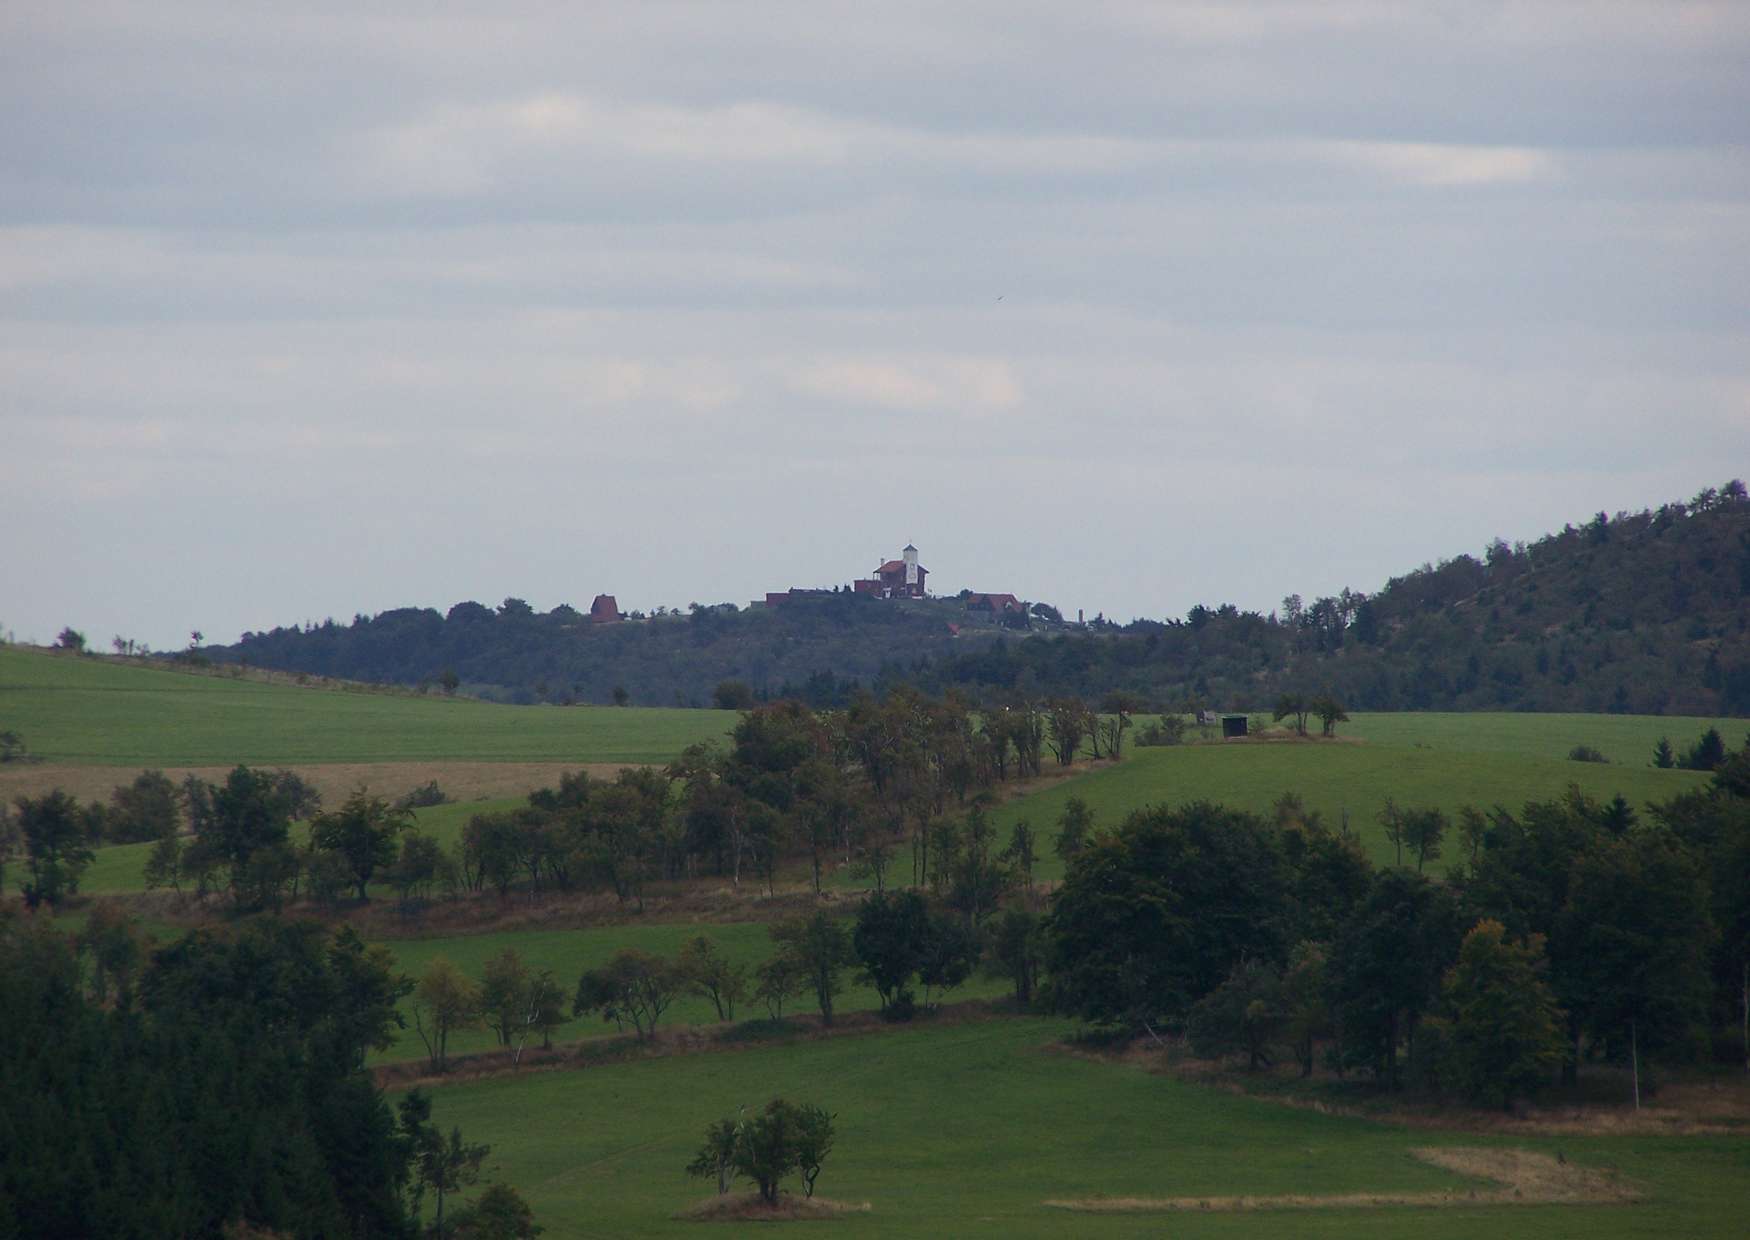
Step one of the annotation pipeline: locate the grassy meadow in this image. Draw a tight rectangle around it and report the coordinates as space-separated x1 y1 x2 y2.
375 918 1007 1065
0 647 731 766
70 797 519 896
11 644 1750 1237
981 729 1721 878
420 1016 1749 1238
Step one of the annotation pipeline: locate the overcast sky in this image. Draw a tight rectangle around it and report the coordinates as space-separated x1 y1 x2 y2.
3 2 1747 649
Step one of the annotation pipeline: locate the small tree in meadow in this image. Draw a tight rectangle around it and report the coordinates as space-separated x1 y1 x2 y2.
573 949 679 1041
1312 693 1349 737
689 1100 836 1205
1273 691 1310 736
1053 797 1094 862
755 953 805 1019
413 958 480 1072
309 788 410 902
15 789 94 908
677 935 749 1023
768 912 853 1026
1401 807 1448 873
400 1089 490 1238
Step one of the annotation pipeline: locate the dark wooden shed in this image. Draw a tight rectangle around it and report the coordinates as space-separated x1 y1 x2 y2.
1221 714 1248 738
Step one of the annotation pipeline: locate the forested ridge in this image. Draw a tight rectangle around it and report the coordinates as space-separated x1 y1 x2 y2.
215 483 1750 715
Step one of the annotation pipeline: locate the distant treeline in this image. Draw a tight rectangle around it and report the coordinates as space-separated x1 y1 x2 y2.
208 482 1750 715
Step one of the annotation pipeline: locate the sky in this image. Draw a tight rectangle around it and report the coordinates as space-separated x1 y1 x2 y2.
3 2 1747 650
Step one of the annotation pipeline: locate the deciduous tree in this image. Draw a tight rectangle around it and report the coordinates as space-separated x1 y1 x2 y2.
573 949 679 1041
412 957 480 1072
14 789 94 907
1429 920 1565 1109
677 935 749 1022
769 912 853 1026
1045 802 1289 1031
1552 832 1713 1105
309 787 411 902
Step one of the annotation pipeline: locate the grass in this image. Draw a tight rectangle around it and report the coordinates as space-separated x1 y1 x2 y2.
973 719 1724 879
415 1016 1750 1237
55 798 524 897
377 919 1007 1065
1337 712 1748 762
60 708 1731 895
0 647 731 766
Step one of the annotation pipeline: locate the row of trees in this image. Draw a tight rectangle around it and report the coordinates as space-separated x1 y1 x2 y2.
406 877 1051 1076
1 689 1121 917
1045 743 1750 1107
328 693 1102 917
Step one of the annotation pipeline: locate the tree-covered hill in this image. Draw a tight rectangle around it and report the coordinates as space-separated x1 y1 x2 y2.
214 482 1750 715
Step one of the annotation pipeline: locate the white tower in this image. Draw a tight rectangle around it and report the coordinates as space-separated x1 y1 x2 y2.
903 543 919 588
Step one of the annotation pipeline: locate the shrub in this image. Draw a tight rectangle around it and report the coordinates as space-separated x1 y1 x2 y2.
394 780 447 810
1567 744 1609 764
1134 715 1187 747
712 679 756 710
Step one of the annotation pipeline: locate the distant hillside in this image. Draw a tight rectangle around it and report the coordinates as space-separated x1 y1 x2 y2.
214 483 1750 715
222 594 1014 708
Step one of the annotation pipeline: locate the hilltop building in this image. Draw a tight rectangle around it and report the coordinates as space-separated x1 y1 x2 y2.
855 544 928 599
589 594 621 624
965 592 1025 617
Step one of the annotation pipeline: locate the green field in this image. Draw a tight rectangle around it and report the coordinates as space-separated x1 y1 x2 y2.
65 797 518 897
376 918 1006 1065
420 1016 1750 1238
1338 712 1747 761
980 734 1719 878
0 648 731 766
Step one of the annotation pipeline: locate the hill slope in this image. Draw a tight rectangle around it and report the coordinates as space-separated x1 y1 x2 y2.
0 646 728 765
209 484 1750 713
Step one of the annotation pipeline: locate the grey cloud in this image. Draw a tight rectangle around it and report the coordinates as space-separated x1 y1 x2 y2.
1 3 1746 648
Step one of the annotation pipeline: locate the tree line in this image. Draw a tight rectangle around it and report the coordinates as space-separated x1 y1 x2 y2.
0 914 538 1238
185 481 1750 715
1047 735 1750 1107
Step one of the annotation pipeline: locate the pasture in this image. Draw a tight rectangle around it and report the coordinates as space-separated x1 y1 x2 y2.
0 647 731 767
1337 711 1747 762
375 918 1007 1065
66 797 521 896
983 731 1719 877
419 1016 1750 1238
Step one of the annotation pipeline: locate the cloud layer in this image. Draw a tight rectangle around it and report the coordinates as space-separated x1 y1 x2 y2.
2 2 1747 647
